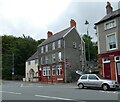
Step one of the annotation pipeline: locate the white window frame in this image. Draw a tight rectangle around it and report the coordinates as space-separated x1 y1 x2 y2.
52 42 55 50
58 40 61 48
106 33 118 51
45 45 48 52
104 19 116 30
41 46 44 53
43 67 46 76
115 56 120 62
58 52 62 61
102 58 110 63
73 42 77 48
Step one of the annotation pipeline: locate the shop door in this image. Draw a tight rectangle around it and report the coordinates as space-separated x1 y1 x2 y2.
104 63 111 79
116 62 120 83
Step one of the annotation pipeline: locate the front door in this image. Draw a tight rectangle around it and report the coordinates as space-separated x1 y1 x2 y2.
116 62 120 83
104 63 111 79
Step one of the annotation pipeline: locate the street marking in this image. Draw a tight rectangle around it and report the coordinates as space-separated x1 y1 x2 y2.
35 94 74 100
20 84 43 88
0 91 22 95
99 90 119 94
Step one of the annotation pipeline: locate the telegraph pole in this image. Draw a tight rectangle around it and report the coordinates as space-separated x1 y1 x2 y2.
12 53 15 79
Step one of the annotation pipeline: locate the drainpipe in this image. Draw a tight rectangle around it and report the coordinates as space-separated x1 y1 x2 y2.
63 39 67 83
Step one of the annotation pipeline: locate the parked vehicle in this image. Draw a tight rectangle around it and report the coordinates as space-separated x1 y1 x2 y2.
77 74 119 91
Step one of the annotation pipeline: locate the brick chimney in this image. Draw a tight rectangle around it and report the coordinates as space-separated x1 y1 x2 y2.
106 2 113 14
70 19 76 28
47 31 53 38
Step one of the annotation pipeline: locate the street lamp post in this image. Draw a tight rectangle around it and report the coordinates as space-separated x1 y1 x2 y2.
85 20 90 71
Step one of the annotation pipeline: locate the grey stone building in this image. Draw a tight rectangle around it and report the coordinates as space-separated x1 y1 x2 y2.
37 19 86 83
95 2 120 82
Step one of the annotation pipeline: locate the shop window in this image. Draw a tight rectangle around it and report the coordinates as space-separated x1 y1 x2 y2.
43 66 50 76
56 65 62 75
52 66 56 76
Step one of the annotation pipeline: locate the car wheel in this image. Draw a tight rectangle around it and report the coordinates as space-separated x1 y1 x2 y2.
102 84 110 91
78 83 84 89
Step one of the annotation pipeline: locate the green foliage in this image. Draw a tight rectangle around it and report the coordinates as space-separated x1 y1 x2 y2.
2 35 45 80
82 34 98 61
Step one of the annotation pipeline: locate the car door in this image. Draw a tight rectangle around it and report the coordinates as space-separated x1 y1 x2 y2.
80 75 88 87
88 75 102 87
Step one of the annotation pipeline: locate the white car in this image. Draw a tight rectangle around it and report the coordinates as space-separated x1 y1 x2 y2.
77 74 119 91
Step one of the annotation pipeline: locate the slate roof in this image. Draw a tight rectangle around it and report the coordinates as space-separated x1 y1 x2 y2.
95 9 120 25
26 51 38 61
38 27 72 47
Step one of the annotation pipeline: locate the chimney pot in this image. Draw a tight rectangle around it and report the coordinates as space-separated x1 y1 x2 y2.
106 2 113 14
70 19 76 28
47 31 53 38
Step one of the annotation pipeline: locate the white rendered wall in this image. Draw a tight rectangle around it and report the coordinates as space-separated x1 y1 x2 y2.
25 59 38 79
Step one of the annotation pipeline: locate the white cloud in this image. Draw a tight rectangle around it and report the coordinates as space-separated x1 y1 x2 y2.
0 0 119 41
0 0 71 40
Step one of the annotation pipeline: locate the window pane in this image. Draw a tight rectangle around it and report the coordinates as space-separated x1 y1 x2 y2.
73 42 76 48
52 42 55 50
45 45 48 52
41 46 44 53
107 34 116 49
88 75 98 80
58 52 62 61
52 54 56 63
58 40 61 48
45 56 48 64
35 59 38 64
81 75 87 79
105 20 116 30
56 65 62 75
52 66 56 76
28 61 31 65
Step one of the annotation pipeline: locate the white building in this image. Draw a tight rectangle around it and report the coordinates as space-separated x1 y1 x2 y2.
25 51 39 82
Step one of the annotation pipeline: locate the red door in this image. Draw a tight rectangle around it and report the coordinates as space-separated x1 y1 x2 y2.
116 62 120 83
104 63 111 79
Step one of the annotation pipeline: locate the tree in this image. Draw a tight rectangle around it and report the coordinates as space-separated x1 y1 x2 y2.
82 34 98 61
2 35 45 80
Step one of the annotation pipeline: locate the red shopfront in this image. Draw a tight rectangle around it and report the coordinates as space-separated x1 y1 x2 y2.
40 62 65 83
98 51 120 83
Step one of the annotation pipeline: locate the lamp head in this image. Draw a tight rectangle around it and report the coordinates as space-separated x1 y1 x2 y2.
85 20 89 25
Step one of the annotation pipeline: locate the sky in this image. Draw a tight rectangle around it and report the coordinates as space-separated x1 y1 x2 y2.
0 0 119 41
